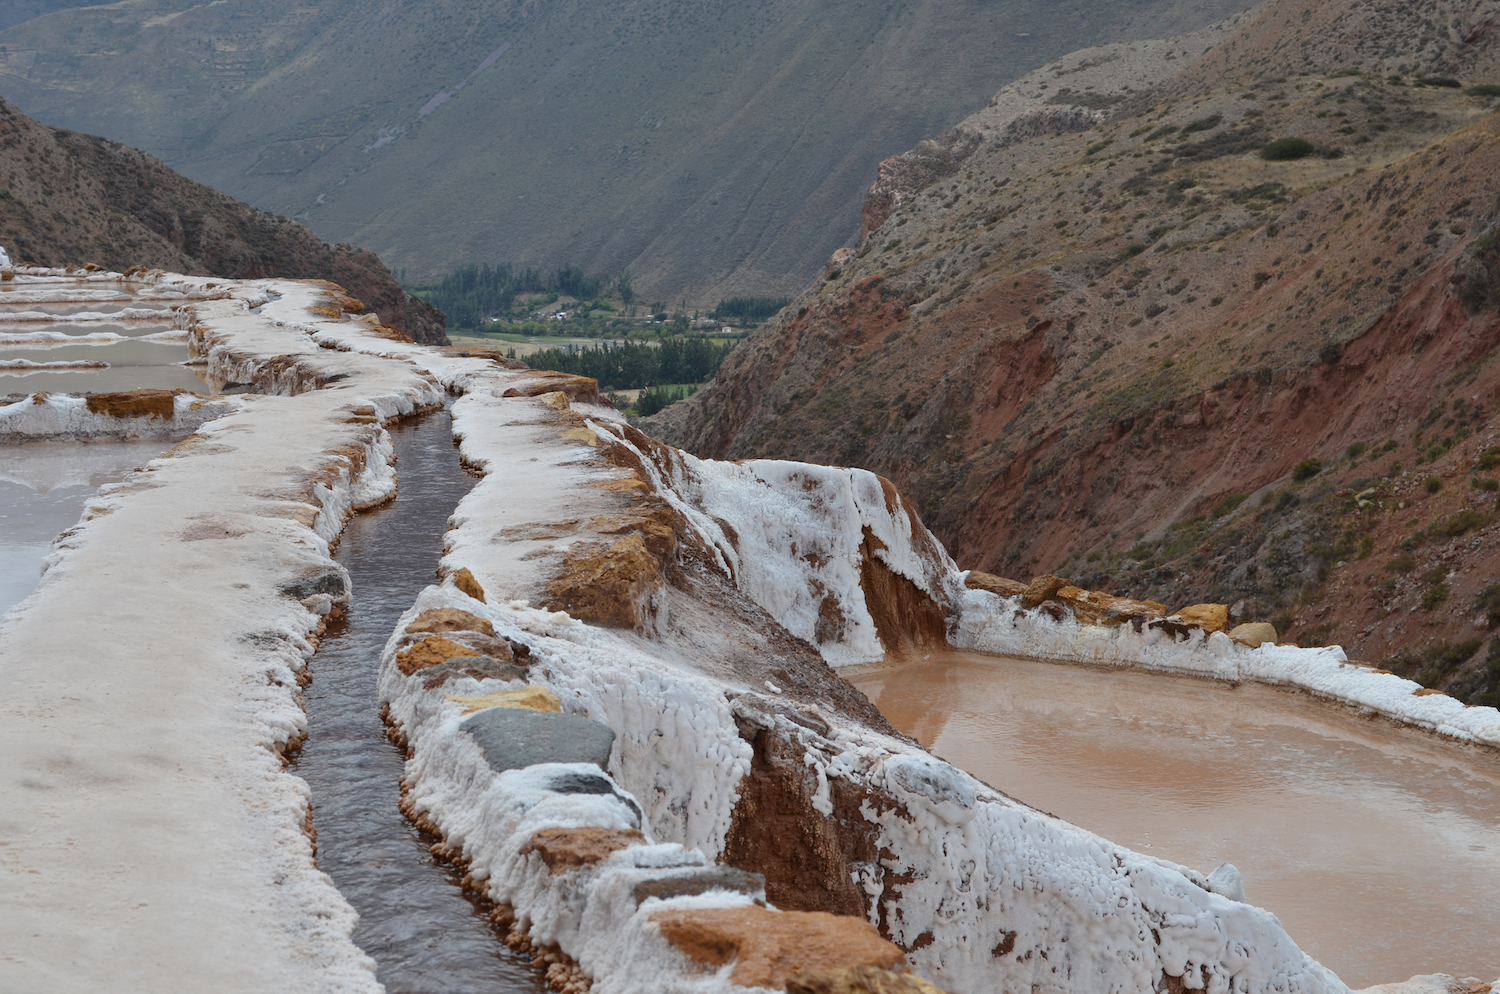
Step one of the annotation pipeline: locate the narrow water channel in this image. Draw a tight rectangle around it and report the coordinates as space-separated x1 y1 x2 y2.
297 409 546 994
851 651 1500 988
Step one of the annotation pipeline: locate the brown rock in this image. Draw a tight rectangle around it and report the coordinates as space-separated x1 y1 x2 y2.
1228 622 1278 648
1056 586 1167 626
652 906 905 989
519 826 646 872
964 571 1027 598
1174 603 1229 633
451 567 487 603
405 607 495 636
499 371 602 405
787 965 951 994
1021 574 1072 609
543 534 664 631
859 525 949 657
85 388 182 419
395 636 482 675
441 631 515 661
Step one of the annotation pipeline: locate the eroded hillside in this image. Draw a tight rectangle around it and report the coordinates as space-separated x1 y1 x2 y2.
0 99 445 343
645 0 1500 700
0 0 1258 302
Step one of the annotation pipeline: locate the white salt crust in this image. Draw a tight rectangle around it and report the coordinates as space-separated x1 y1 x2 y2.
0 391 240 441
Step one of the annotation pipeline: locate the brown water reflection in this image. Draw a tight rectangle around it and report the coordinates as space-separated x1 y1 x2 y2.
850 651 1500 988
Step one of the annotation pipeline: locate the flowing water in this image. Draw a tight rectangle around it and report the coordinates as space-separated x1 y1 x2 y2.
296 410 547 994
851 651 1500 987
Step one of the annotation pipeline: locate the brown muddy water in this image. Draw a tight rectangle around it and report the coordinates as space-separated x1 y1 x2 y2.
296 409 547 993
851 651 1500 987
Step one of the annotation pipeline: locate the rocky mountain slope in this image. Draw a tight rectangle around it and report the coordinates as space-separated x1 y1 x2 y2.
645 0 1500 702
0 98 445 343
0 0 1257 303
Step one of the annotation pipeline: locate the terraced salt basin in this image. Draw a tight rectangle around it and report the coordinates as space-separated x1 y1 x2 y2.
0 279 212 393
0 439 173 615
851 651 1500 988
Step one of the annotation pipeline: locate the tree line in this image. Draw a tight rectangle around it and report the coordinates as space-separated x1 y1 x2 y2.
524 337 734 390
712 295 790 322
413 263 634 330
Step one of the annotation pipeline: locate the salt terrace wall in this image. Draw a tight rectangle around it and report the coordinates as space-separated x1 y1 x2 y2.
9 265 1489 994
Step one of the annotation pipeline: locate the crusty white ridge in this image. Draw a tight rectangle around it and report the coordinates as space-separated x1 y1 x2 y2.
951 587 1500 749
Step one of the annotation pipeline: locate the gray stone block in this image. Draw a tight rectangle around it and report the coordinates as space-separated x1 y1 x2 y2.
420 655 528 684
460 707 616 775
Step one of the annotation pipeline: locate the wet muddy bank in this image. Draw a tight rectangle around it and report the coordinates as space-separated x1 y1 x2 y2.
851 650 1500 988
296 408 546 993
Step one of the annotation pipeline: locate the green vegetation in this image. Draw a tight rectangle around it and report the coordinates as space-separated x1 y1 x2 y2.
1346 441 1369 460
1436 509 1495 536
1210 493 1249 519
1421 583 1451 610
1468 84 1500 97
1424 476 1442 493
1475 585 1500 626
412 263 631 332
1292 457 1323 482
1179 113 1222 135
1385 638 1482 687
1261 137 1315 161
633 384 698 417
1415 76 1461 88
712 297 791 324
523 338 736 391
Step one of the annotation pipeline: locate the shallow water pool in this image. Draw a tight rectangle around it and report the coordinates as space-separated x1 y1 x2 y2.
850 651 1500 987
0 440 172 616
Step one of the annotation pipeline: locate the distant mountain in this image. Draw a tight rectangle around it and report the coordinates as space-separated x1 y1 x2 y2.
645 0 1500 699
0 0 1257 305
0 98 446 343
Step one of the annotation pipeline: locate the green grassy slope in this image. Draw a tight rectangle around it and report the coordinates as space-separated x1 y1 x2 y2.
0 0 1257 303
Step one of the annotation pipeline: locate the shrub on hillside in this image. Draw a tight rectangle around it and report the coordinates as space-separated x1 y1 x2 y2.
1292 457 1322 481
1468 84 1500 97
1261 137 1314 161
1422 582 1451 610
1179 113 1222 135
1437 509 1495 536
1424 476 1443 493
1475 585 1500 626
1415 76 1461 88
635 384 695 416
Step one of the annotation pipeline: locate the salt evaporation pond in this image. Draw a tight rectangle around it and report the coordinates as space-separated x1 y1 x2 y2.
296 410 547 993
0 440 172 615
851 651 1500 988
0 279 212 393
